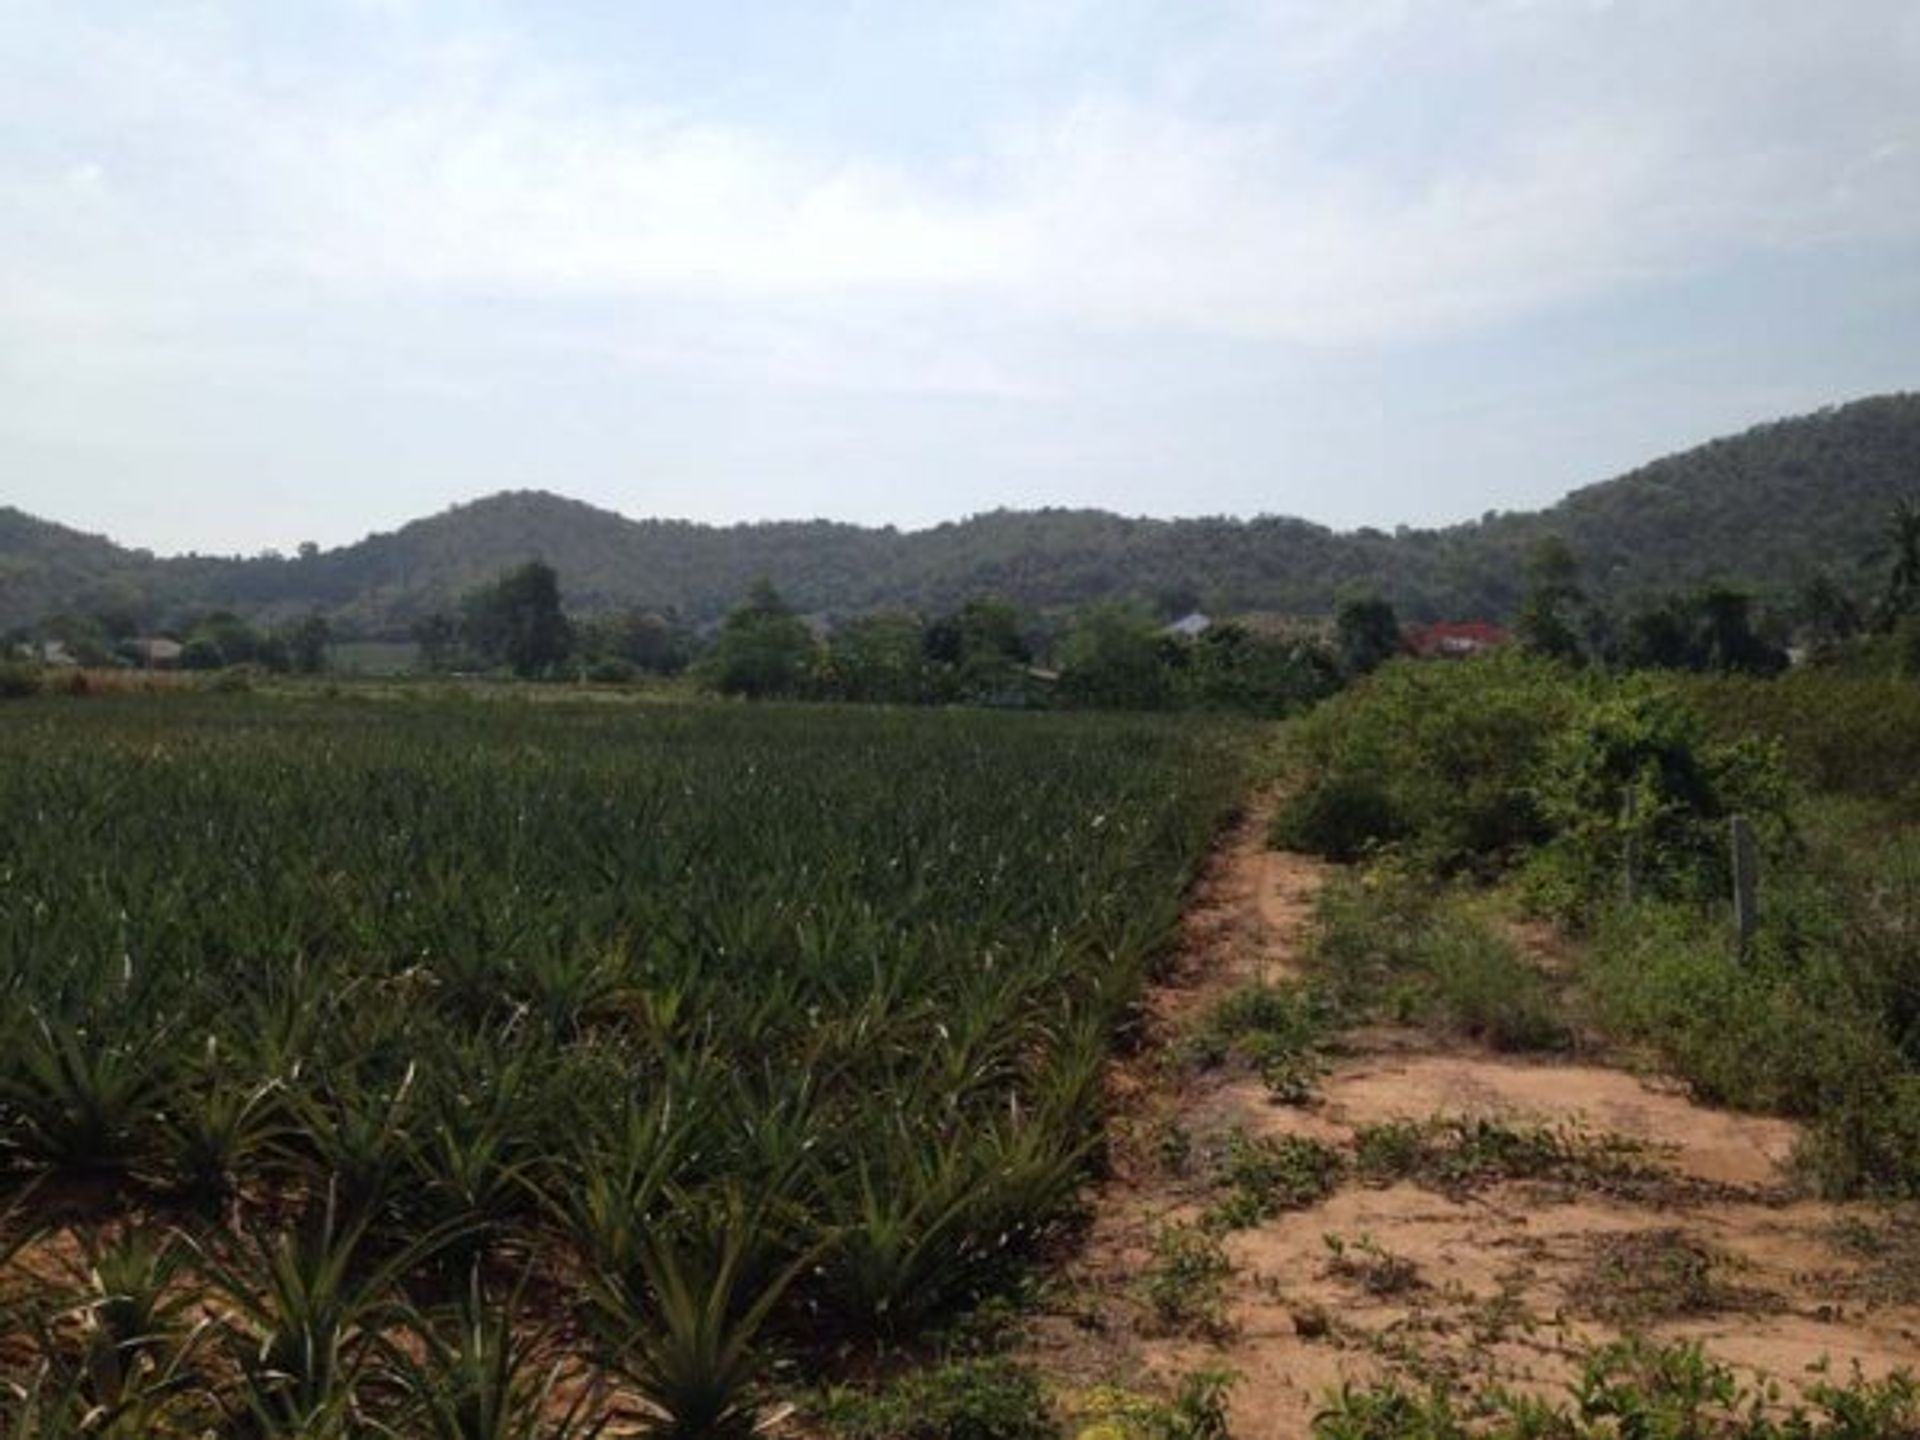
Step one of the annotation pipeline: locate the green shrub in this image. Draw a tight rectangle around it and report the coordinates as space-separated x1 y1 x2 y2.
1587 894 1920 1196
1271 774 1401 861
1187 981 1334 1100
1528 679 1791 922
584 657 638 684
0 662 42 699
1276 653 1575 873
1304 868 1436 1012
1686 670 1920 805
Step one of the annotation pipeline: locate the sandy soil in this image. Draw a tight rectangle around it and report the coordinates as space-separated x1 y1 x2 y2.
1023 801 1920 1437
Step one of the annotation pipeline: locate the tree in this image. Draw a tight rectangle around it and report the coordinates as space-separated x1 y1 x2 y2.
186 611 265 668
39 613 113 667
1514 537 1586 664
704 581 818 699
282 612 331 675
585 608 692 675
1058 604 1172 710
823 612 928 703
1153 581 1204 620
1618 598 1695 670
1186 623 1340 716
1794 572 1863 652
412 612 460 672
180 637 224 671
462 562 573 678
1695 584 1787 675
1874 496 1920 630
1616 585 1785 675
1335 595 1402 676
923 597 1032 700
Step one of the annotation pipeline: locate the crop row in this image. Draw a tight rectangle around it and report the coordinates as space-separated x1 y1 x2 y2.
0 695 1246 1434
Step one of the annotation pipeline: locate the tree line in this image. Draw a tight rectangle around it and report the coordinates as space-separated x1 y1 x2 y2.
12 493 1916 703
1508 494 1920 677
414 564 1352 715
5 606 332 674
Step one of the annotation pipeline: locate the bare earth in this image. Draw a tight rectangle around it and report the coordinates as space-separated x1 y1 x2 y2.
1024 801 1920 1437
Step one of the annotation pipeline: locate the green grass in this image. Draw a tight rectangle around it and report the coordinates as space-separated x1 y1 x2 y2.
1304 870 1570 1053
1585 797 1920 1196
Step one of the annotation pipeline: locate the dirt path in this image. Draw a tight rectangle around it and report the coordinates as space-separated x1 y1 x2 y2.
1024 799 1920 1436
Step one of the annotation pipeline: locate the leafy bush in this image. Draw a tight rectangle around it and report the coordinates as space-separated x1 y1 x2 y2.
1565 790 1920 1197
1686 670 1920 806
1277 658 1791 923
1186 981 1334 1100
1271 773 1401 862
584 656 638 684
0 663 42 699
1275 654 1577 874
1523 679 1791 922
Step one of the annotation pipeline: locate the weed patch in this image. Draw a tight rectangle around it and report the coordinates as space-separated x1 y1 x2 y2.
1574 1229 1770 1325
1311 1337 1920 1438
1202 1129 1344 1231
1141 1222 1234 1340
1352 1118 1651 1197
815 1357 1056 1440
1185 981 1335 1103
1323 1232 1425 1299
1071 1368 1236 1440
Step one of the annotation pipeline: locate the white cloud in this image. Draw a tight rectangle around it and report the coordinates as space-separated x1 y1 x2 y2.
1 0 1917 552
5 0 1916 358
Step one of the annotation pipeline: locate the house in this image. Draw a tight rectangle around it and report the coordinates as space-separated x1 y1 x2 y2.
38 640 77 667
1406 621 1509 659
1163 611 1213 640
126 637 185 669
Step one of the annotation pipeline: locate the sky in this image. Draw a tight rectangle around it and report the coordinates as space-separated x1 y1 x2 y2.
2 1 1917 557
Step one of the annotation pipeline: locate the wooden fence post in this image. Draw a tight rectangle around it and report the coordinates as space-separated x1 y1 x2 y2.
1730 814 1758 956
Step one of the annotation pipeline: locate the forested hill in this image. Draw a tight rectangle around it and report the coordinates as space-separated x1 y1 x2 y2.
4 393 1917 634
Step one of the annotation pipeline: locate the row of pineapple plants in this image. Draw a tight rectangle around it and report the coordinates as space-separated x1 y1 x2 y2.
0 696 1247 1434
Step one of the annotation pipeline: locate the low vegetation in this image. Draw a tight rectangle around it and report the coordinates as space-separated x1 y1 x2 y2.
1313 1338 1920 1438
1275 648 1920 1202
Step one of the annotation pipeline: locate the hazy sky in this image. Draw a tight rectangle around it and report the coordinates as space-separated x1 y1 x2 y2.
3 1 1917 556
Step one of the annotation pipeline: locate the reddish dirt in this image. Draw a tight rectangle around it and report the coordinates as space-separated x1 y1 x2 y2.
1022 800 1920 1437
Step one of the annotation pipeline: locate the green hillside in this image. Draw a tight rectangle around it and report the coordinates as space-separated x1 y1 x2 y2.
4 393 1916 634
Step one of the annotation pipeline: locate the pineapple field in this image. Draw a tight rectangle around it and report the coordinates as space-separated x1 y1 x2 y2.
0 694 1249 1436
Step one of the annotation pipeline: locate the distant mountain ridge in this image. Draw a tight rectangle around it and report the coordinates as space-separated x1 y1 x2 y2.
4 393 1917 635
